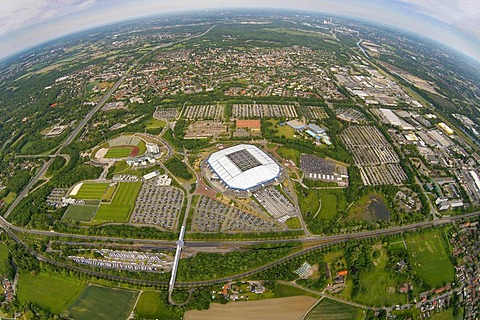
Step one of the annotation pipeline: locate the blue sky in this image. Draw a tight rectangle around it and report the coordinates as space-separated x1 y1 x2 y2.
0 0 479 62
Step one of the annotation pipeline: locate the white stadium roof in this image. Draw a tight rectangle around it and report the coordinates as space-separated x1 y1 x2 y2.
207 144 281 191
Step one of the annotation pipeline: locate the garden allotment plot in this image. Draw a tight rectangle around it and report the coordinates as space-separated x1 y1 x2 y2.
93 182 142 222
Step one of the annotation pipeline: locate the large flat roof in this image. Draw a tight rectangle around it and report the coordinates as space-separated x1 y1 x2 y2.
207 144 281 191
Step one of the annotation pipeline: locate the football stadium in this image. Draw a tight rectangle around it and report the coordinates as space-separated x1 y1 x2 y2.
206 144 282 191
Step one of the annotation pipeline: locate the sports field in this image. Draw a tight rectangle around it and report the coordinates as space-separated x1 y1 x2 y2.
71 183 109 200
135 291 183 320
66 285 137 320
304 298 359 320
405 231 455 288
93 182 141 222
17 272 85 314
185 296 318 320
62 205 98 221
104 147 134 158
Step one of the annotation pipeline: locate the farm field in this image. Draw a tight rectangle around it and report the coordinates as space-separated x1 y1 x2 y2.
62 204 98 221
104 146 134 158
274 283 319 298
93 182 142 222
66 285 137 320
304 298 359 320
71 183 109 200
135 291 183 320
405 231 455 288
17 272 85 314
185 296 318 320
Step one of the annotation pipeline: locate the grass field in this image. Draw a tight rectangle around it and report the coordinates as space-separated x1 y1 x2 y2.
66 285 137 320
305 298 359 320
146 118 166 129
102 184 117 201
285 217 302 229
405 231 455 288
185 296 318 320
277 147 301 166
72 183 109 200
274 283 319 299
0 243 9 274
3 192 16 204
135 291 183 320
355 246 408 306
104 147 133 158
62 205 98 221
319 193 338 220
93 182 142 222
17 272 85 314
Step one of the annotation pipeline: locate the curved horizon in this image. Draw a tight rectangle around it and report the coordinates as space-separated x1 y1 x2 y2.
0 1 479 64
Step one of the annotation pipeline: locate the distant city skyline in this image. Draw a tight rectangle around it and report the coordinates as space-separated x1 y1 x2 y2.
0 0 479 63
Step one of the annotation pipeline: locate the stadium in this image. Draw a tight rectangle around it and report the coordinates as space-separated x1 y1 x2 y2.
206 144 282 192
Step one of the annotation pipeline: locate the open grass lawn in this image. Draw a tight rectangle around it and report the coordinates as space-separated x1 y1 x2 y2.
298 188 320 216
104 147 133 158
137 139 147 155
431 309 462 320
305 298 358 320
277 146 301 165
93 182 141 222
72 183 109 200
274 283 319 298
0 243 9 274
62 205 98 221
146 118 166 129
285 217 302 229
66 284 137 320
135 291 183 320
102 184 117 201
17 272 85 314
3 192 16 204
405 231 455 288
319 194 337 220
355 246 407 306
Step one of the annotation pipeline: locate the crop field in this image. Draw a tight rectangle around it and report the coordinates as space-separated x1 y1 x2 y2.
104 146 134 158
62 205 98 221
135 291 183 320
304 298 359 320
93 182 142 222
17 272 85 314
72 183 109 200
185 296 318 320
66 285 137 320
405 231 455 288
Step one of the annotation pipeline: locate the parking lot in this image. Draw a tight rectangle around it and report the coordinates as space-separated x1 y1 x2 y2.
191 196 281 232
254 186 299 223
46 188 69 207
68 249 173 272
232 104 297 118
183 104 224 120
340 126 406 185
184 120 227 139
304 106 328 120
130 181 184 230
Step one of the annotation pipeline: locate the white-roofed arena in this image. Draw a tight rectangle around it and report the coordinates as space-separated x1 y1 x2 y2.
207 144 281 191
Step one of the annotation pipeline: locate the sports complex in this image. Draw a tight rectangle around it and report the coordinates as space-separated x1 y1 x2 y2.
205 144 282 193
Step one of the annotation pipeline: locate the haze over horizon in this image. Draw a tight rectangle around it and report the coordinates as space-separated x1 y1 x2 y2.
0 0 479 63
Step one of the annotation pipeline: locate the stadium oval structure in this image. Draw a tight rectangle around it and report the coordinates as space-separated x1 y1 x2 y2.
207 144 281 191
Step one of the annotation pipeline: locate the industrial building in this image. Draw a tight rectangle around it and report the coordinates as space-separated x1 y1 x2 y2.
206 144 281 191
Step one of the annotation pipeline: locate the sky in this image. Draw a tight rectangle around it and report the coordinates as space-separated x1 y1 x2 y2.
0 0 479 62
